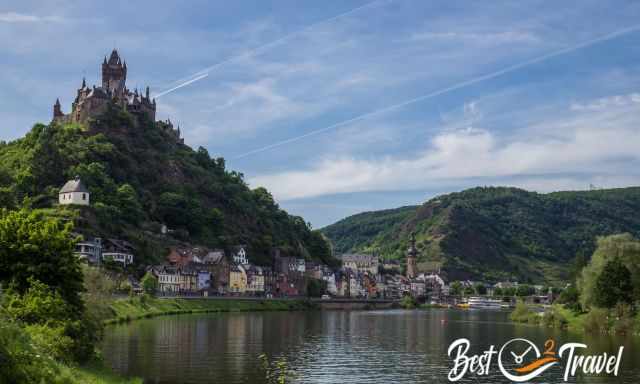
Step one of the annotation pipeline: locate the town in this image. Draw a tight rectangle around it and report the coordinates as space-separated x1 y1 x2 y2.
67 178 551 303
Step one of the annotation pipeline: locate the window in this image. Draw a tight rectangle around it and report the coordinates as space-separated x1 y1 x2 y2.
82 193 86 200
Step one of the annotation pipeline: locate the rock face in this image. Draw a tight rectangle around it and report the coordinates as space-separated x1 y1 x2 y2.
322 186 640 283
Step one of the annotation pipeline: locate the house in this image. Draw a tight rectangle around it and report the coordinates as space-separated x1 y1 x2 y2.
232 245 249 265
59 176 90 206
275 273 299 297
74 236 102 264
154 266 180 293
341 254 379 275
382 259 401 273
102 238 134 266
229 265 247 293
179 266 198 292
263 267 275 296
197 270 211 292
410 279 426 298
349 273 364 298
246 265 265 294
203 250 229 294
323 272 338 296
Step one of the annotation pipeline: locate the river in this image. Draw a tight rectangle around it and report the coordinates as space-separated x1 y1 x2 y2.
102 309 640 383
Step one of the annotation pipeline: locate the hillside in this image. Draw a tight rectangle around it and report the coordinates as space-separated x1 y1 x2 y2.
0 104 336 268
322 186 640 284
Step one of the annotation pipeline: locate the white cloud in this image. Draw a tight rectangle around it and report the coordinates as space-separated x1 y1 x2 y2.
570 93 640 111
409 30 541 45
0 12 63 23
249 95 640 200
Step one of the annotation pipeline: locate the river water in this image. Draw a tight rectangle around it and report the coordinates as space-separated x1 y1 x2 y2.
102 309 640 383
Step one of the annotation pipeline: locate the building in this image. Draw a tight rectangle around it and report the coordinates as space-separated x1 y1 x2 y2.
406 233 418 279
59 176 90 206
341 254 379 275
197 270 211 291
102 238 135 266
155 266 180 293
232 246 249 265
229 265 247 293
52 50 156 125
74 236 102 264
203 250 229 294
178 267 198 292
246 265 265 294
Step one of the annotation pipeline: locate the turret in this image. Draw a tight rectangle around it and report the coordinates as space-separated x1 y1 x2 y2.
102 49 127 94
53 98 64 119
81 77 86 88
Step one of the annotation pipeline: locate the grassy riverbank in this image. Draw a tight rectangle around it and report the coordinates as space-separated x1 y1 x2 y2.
106 296 317 324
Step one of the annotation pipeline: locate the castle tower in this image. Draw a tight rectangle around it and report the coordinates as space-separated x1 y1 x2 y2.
53 98 64 119
101 49 127 94
406 233 418 279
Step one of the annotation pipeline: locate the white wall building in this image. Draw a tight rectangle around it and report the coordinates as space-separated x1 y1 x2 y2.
59 177 90 206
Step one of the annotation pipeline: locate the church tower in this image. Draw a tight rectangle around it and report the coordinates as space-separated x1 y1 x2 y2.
406 233 418 279
101 49 127 94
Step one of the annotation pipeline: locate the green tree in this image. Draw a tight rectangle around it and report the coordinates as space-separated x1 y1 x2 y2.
493 287 503 297
0 209 84 311
474 283 487 295
116 184 143 224
450 281 462 296
516 284 534 297
579 234 640 309
305 279 327 298
141 271 158 295
593 258 633 308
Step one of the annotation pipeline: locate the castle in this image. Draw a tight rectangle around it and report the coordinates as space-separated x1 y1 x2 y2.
53 49 156 124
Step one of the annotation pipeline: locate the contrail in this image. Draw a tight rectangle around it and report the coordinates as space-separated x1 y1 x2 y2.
234 24 640 159
154 73 209 98
153 0 391 99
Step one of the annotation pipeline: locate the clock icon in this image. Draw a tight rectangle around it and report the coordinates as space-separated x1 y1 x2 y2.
498 338 558 382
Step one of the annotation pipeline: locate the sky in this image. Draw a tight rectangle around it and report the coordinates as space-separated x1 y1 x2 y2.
1 0 640 227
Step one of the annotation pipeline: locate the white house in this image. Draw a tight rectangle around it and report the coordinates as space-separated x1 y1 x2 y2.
59 176 90 206
74 236 102 264
232 246 248 265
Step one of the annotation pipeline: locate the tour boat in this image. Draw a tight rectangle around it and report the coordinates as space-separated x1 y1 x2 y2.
467 297 503 309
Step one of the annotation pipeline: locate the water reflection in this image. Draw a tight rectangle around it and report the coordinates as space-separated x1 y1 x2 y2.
102 310 640 383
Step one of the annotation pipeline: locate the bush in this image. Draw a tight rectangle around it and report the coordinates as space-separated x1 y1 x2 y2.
400 295 417 309
583 308 610 334
510 301 538 323
541 306 568 329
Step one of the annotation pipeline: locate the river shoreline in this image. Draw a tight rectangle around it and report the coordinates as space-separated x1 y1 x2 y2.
105 296 318 325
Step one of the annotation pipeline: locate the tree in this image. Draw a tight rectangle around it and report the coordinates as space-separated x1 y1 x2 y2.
306 279 327 298
116 183 143 224
141 271 158 295
474 283 487 295
493 287 503 297
450 281 462 296
463 286 474 296
0 209 84 311
593 258 633 308
516 284 534 297
579 234 640 309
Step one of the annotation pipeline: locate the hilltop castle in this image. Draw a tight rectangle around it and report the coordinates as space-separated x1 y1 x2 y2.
52 49 157 125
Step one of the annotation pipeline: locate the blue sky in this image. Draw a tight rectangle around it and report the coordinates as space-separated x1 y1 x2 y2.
2 1 640 227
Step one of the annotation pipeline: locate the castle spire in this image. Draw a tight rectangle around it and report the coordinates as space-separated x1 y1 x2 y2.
53 98 63 119
145 86 149 99
81 77 86 88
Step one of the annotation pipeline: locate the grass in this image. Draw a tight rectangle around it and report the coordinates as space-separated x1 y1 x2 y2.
58 363 142 384
106 295 316 324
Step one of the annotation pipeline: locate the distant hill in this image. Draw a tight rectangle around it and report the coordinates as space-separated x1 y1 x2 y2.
0 104 336 268
321 186 640 284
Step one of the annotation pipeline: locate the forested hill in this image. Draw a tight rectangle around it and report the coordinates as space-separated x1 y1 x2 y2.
0 104 336 267
321 186 640 284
